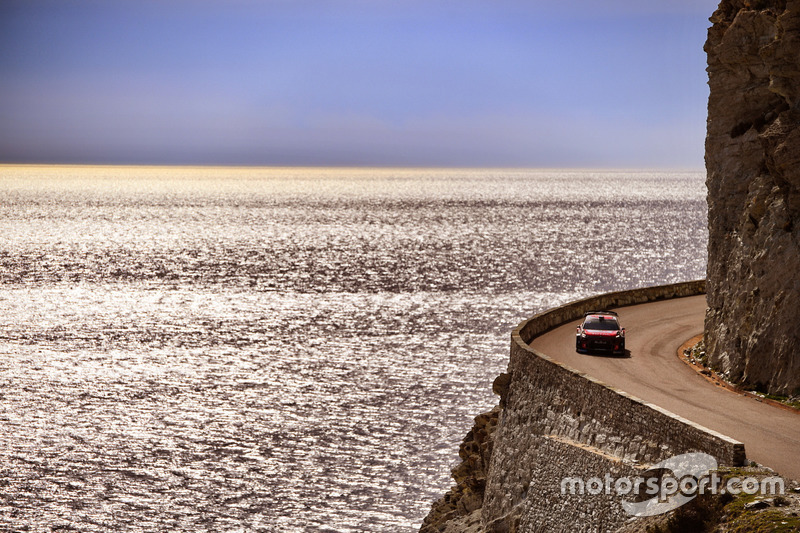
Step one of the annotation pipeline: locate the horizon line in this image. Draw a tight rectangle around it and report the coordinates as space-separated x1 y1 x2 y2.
0 162 707 173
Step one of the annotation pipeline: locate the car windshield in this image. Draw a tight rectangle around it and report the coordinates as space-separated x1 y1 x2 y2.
584 317 619 331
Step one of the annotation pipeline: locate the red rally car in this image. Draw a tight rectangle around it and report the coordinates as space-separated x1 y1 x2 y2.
575 311 625 355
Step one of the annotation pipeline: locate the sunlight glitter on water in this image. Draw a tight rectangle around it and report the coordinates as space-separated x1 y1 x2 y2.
0 166 706 532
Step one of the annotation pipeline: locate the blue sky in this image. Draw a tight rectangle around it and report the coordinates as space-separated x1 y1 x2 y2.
0 0 719 168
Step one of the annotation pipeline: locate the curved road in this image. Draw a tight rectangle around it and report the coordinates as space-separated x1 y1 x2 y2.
530 294 800 480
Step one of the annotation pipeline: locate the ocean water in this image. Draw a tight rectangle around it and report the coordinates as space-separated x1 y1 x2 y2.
0 166 707 532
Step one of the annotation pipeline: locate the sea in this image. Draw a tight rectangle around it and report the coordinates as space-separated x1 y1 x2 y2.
0 166 708 532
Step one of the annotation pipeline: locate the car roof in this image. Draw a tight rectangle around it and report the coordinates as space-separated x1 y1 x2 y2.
583 313 620 322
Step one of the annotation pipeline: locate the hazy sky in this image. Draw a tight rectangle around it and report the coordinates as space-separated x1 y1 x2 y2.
0 0 719 168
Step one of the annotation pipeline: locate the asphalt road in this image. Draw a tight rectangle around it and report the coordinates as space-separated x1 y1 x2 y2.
529 294 800 481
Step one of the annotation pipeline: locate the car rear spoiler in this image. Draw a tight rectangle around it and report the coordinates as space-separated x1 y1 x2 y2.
583 310 619 317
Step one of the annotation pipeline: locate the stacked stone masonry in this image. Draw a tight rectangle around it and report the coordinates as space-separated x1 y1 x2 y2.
422 281 746 533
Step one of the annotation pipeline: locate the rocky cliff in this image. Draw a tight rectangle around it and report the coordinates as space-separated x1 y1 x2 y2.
705 0 800 396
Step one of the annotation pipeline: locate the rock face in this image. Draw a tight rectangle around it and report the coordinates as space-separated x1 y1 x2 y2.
705 0 800 396
419 405 500 533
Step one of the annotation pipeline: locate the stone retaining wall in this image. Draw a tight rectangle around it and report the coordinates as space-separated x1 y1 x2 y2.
480 280 745 532
422 280 747 533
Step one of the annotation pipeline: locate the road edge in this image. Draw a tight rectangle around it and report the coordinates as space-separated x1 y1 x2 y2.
677 334 800 415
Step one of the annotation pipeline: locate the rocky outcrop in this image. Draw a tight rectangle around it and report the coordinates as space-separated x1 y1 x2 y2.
420 404 501 533
705 0 800 396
